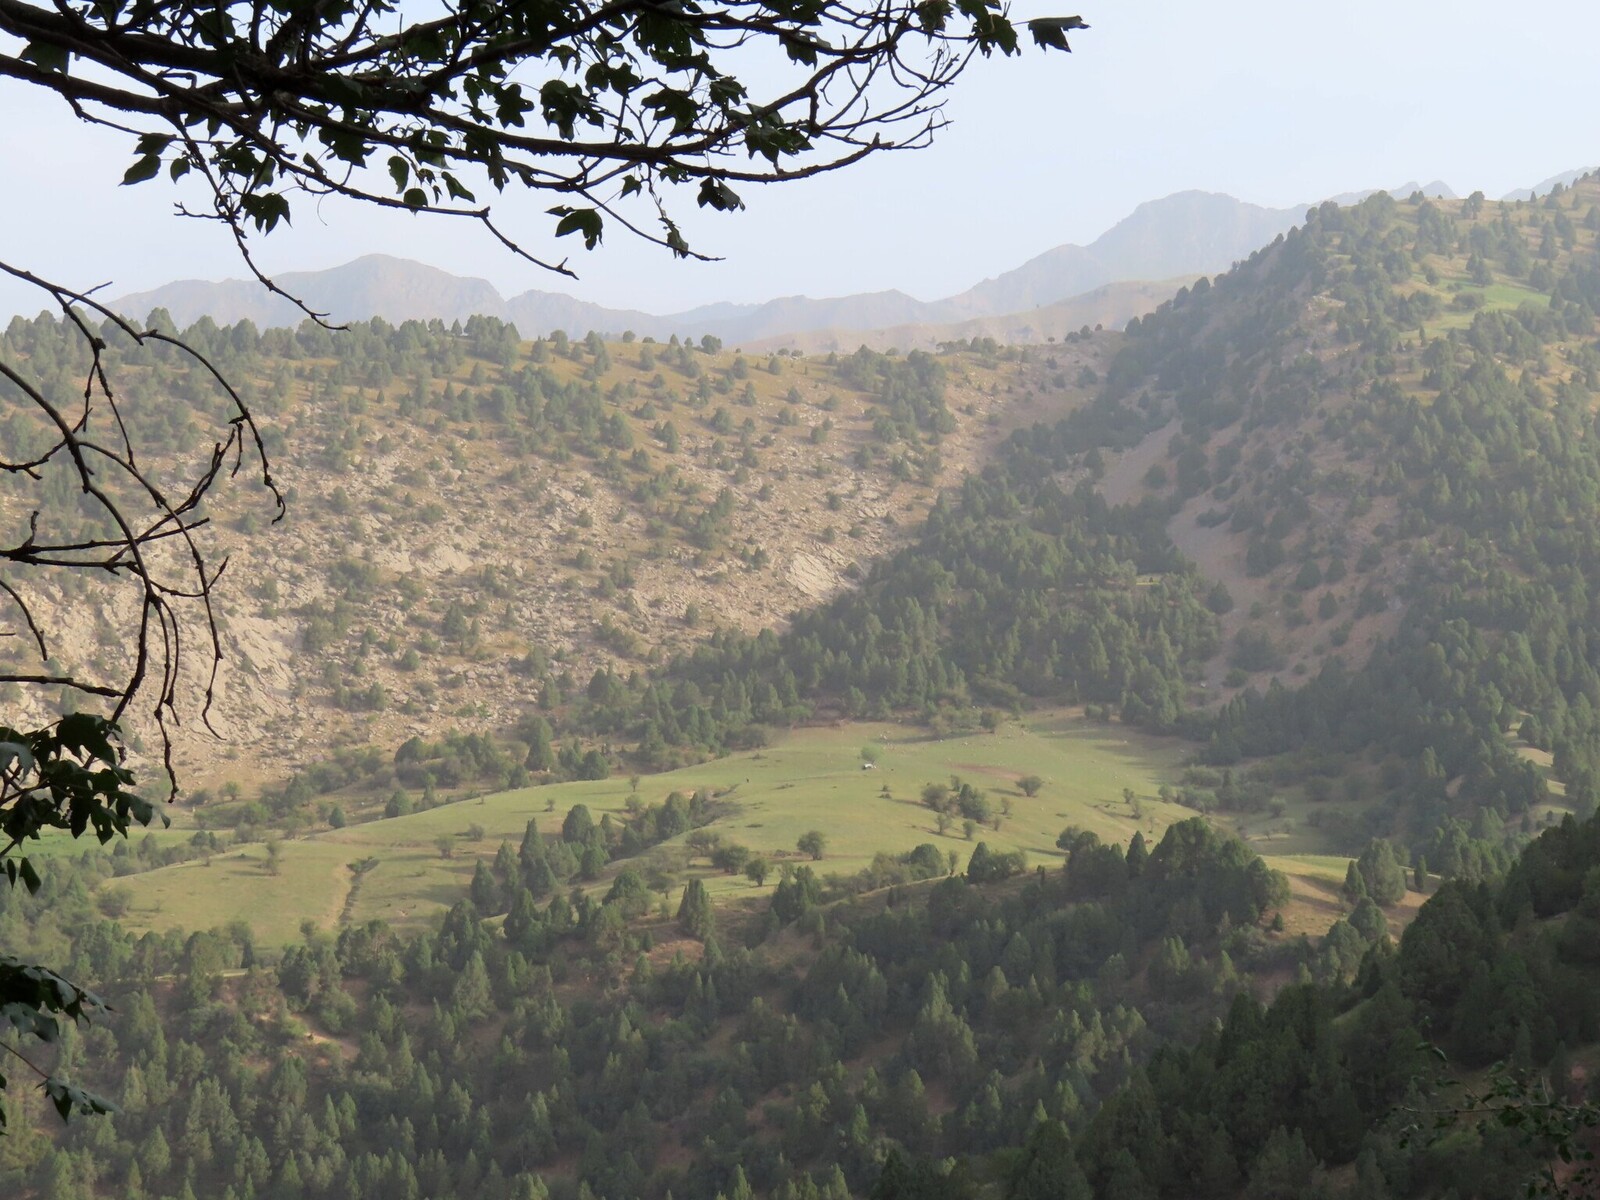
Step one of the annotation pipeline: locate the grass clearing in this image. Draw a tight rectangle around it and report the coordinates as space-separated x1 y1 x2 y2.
107 712 1192 944
1213 786 1364 858
105 712 1381 948
20 821 201 862
1428 279 1552 330
1264 851 1427 939
111 840 354 946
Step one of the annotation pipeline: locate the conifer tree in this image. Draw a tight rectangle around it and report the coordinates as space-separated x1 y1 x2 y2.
1007 1120 1092 1200
677 879 715 940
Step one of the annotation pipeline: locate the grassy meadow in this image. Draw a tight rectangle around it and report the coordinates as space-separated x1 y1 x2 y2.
105 712 1194 945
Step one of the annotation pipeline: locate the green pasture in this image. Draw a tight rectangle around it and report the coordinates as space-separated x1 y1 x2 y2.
1262 853 1351 883
18 820 198 862
105 713 1192 945
1428 278 1552 330
1213 786 1362 858
110 840 356 946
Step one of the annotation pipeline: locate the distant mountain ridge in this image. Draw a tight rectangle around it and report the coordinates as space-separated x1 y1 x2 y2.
1498 166 1595 202
112 189 1306 340
107 172 1572 344
742 278 1197 355
934 190 1320 321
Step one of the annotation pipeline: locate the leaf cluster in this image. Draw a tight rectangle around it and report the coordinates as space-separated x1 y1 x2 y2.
0 713 161 1132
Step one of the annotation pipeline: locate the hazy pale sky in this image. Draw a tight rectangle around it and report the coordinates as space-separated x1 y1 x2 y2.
1 0 1597 319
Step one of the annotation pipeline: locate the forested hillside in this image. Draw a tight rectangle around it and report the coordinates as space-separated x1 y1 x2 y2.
1063 177 1600 853
11 174 1600 1200
13 0 1600 1192
568 177 1600 868
8 790 1600 1200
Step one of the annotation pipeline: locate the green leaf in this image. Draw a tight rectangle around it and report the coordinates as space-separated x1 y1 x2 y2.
42 1077 117 1124
661 216 690 258
494 82 535 126
121 155 162 186
320 125 371 166
20 41 69 74
56 714 114 761
956 0 1019 55
402 187 429 209
388 155 410 191
696 178 744 212
239 191 291 232
549 206 603 249
707 76 746 109
916 0 952 32
779 32 818 66
643 87 700 135
540 79 593 140
1026 15 1088 51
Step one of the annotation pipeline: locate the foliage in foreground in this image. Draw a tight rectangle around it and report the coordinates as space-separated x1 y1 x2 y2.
1 715 163 1132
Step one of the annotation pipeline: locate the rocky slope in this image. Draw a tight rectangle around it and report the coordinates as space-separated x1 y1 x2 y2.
0 318 1114 794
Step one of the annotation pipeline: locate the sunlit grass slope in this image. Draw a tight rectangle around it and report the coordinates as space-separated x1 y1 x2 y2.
108 713 1190 944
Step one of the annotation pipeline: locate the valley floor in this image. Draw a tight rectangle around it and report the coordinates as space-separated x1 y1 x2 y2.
103 711 1397 946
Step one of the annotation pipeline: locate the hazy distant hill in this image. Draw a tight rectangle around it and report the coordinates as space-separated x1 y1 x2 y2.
1499 165 1596 202
1321 179 1455 206
501 288 663 338
113 255 515 328
110 172 1576 343
932 191 1304 320
743 278 1194 354
110 190 1300 340
933 182 1457 321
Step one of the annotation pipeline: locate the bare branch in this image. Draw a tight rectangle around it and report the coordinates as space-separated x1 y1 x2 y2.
0 258 280 793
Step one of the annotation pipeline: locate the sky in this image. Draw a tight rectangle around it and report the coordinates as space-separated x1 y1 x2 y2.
1 0 1598 320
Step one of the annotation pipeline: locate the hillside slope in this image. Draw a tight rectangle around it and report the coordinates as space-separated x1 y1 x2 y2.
1050 174 1600 845
742 278 1192 355
537 176 1600 874
0 318 1110 792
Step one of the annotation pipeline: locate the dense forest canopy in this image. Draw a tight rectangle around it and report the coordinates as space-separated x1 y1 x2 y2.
1084 180 1600 847
7 793 1600 1200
